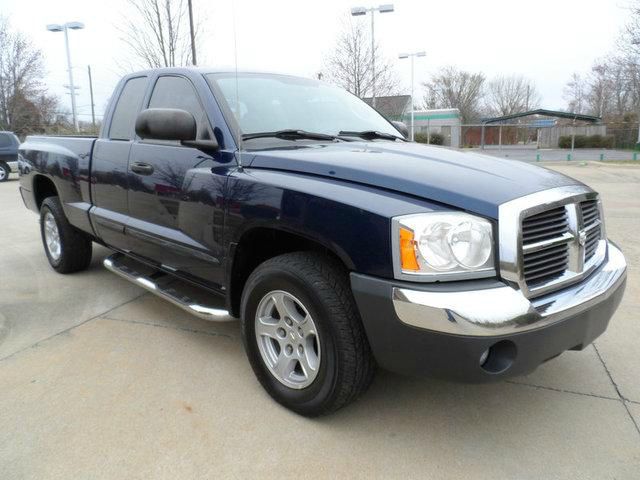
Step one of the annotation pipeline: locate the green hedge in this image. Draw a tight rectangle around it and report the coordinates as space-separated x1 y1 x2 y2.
414 132 444 145
558 134 615 149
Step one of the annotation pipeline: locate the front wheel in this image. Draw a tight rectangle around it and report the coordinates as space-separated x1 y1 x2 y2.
241 252 375 417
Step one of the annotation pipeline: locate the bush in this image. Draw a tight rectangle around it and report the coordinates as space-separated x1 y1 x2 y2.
601 135 615 148
429 133 445 145
558 134 614 149
414 132 444 145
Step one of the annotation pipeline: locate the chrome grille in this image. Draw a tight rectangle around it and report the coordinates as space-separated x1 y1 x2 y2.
522 207 570 286
523 243 569 286
499 186 608 299
581 200 601 262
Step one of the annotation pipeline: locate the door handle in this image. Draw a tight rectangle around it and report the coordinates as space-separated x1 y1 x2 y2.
131 162 154 175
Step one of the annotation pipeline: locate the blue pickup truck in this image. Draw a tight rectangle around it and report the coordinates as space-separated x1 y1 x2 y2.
18 68 627 416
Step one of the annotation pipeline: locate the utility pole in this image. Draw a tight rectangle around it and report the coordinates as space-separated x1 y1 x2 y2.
187 0 197 65
370 11 375 108
87 65 96 129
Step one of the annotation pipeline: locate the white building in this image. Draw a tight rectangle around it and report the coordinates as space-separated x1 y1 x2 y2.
408 108 461 148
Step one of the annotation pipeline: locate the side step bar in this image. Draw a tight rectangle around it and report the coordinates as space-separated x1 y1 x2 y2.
103 253 233 322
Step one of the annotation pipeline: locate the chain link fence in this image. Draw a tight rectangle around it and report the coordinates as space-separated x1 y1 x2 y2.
411 122 640 161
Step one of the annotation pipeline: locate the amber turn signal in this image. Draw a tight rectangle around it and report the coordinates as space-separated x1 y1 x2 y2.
399 227 419 271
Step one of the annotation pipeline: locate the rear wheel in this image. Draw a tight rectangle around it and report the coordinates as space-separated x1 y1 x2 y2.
40 196 93 273
0 163 9 182
241 252 375 417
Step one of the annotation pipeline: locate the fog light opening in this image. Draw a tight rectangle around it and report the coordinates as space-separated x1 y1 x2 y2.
480 340 517 374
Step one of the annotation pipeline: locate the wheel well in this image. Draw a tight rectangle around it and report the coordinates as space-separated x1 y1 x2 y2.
229 228 349 317
33 175 58 210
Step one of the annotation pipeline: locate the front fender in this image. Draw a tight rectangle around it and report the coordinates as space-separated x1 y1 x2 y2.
223 168 449 279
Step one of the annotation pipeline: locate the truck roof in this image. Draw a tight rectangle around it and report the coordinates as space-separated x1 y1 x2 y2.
124 66 307 79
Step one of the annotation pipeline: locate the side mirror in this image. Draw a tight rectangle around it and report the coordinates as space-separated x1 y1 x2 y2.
135 108 219 152
392 121 409 139
135 108 197 141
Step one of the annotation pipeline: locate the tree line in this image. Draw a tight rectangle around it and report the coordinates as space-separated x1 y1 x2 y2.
0 17 67 137
322 16 541 123
563 0 640 123
3 0 637 138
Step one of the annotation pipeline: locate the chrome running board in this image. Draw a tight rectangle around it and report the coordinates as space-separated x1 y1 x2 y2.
103 253 233 321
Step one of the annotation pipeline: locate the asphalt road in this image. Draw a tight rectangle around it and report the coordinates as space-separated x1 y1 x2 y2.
1 163 639 479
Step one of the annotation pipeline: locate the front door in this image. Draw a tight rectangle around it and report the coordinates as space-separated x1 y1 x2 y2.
126 75 227 287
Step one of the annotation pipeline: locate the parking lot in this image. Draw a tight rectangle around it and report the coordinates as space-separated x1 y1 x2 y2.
1 162 639 479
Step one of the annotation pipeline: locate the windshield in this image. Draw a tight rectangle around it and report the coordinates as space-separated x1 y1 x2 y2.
205 73 401 138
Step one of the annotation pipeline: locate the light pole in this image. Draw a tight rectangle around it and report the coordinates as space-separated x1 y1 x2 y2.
398 51 426 141
46 21 84 132
351 4 394 109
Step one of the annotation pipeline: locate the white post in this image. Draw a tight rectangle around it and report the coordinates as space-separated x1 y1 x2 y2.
63 26 79 132
637 105 640 147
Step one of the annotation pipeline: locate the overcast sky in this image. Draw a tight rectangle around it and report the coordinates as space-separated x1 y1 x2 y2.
1 0 631 123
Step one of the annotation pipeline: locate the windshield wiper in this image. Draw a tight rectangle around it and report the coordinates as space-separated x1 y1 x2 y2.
242 129 340 142
338 130 404 141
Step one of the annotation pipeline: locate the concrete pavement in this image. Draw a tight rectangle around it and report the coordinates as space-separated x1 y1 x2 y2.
1 164 639 479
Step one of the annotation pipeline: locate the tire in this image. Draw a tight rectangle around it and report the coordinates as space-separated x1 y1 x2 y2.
40 196 93 273
241 252 375 417
0 163 9 182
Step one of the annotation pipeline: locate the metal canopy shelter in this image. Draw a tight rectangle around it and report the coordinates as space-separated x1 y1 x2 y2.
482 109 601 125
479 109 602 150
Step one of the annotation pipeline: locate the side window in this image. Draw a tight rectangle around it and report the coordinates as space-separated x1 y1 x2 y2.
0 134 11 147
109 76 148 141
148 76 208 139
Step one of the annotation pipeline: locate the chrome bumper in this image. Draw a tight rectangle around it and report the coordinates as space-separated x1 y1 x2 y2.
392 241 626 337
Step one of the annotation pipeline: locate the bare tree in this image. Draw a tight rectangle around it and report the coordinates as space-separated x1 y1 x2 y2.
586 61 614 118
485 75 540 117
0 17 60 136
565 2 640 121
563 73 587 114
422 66 485 122
119 0 201 69
323 18 399 99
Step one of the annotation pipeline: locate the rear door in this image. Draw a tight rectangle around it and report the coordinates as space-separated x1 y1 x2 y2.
126 74 226 287
90 76 148 251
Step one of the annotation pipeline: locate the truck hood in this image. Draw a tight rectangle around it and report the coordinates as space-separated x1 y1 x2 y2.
247 142 583 218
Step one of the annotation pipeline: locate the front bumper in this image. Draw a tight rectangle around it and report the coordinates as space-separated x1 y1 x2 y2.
351 241 627 381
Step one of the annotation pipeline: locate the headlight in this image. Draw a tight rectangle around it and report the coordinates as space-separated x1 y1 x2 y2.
392 212 495 281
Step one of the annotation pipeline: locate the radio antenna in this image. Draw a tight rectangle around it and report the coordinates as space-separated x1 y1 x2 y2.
232 0 243 171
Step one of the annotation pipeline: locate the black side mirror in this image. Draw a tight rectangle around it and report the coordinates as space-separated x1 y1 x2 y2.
135 108 219 152
135 108 197 141
392 121 409 139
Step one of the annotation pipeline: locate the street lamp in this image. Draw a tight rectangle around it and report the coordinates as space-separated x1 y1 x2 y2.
46 21 85 132
351 4 394 109
398 51 426 141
